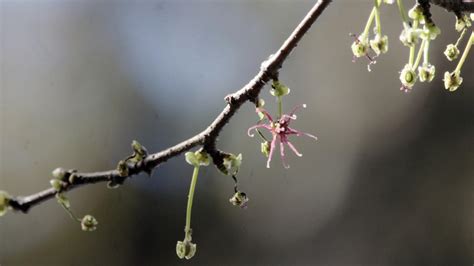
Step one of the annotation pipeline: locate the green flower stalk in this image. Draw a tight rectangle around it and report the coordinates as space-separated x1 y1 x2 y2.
177 151 210 260
444 32 474 91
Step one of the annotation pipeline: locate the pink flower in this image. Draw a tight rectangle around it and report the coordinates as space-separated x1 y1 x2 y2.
248 104 317 169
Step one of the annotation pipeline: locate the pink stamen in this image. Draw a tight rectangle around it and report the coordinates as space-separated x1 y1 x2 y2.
247 124 271 137
279 139 290 169
266 136 277 168
286 141 302 157
288 127 318 140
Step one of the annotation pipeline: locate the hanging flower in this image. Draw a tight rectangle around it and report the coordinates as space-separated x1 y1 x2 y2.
248 104 317 169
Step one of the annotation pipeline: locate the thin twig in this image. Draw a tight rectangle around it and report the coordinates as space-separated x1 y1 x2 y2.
7 0 332 213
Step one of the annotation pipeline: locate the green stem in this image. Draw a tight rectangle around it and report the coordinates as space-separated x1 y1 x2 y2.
363 7 377 36
277 96 282 118
409 20 419 66
374 0 382 35
256 129 269 142
396 0 409 28
185 166 200 239
454 32 474 73
413 39 426 70
455 28 467 47
59 202 81 222
423 39 430 64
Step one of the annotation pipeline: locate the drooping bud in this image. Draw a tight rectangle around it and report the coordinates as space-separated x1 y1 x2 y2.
176 240 197 260
270 80 290 97
400 28 420 47
221 153 242 176
369 34 389 55
443 71 463 92
423 23 440 40
455 14 472 32
444 44 460 61
81 215 98 232
0 191 10 217
351 35 369 57
229 191 249 209
130 140 148 162
408 5 423 21
418 63 435 82
55 193 70 208
399 64 417 91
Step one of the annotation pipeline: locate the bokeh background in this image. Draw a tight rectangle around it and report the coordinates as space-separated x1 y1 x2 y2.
1 0 473 265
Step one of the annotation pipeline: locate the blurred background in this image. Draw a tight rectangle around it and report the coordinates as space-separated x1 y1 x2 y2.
1 0 473 265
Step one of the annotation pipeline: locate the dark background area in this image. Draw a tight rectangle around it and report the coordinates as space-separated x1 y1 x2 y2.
1 1 473 265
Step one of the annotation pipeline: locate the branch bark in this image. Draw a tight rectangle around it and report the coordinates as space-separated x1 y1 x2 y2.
7 0 332 213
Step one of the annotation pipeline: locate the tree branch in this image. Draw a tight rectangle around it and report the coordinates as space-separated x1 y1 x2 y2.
7 0 332 214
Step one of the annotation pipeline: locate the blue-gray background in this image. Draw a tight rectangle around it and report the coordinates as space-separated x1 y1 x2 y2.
1 1 473 265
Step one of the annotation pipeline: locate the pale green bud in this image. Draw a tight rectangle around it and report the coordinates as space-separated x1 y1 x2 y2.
185 151 210 167
176 240 197 260
455 14 472 32
423 23 440 40
408 5 423 21
443 71 463 92
55 193 70 208
351 35 369 58
399 64 418 89
0 191 10 217
81 215 98 232
270 80 290 97
221 153 242 175
52 167 67 180
116 160 129 177
370 35 389 55
444 44 460 61
418 63 435 82
50 179 65 192
400 28 420 47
